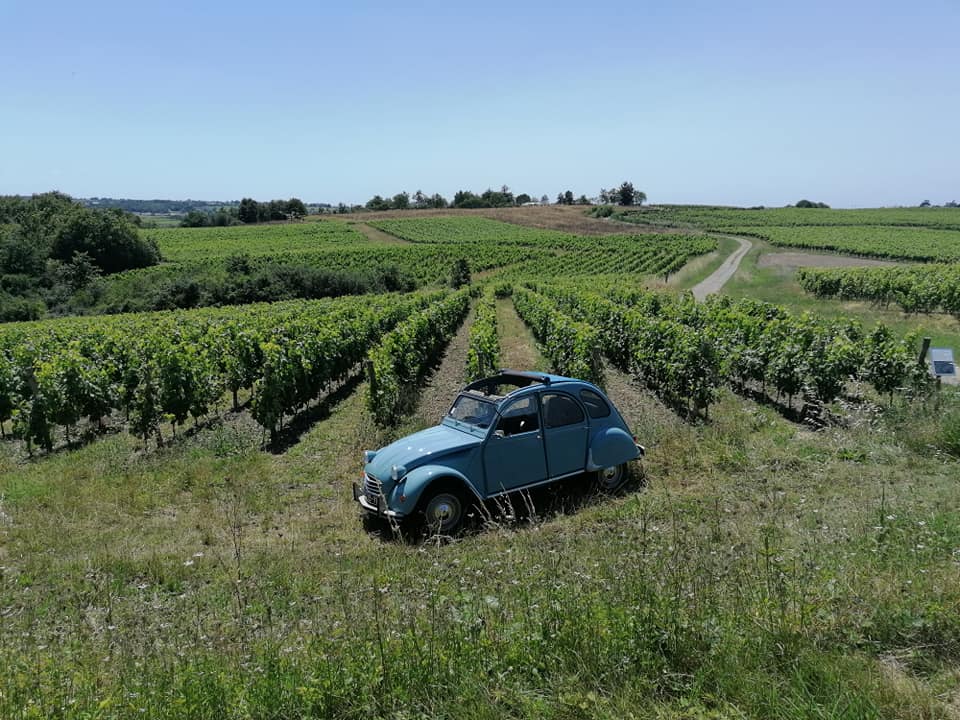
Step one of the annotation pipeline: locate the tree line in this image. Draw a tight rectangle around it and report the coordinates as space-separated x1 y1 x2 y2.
362 181 647 212
0 192 160 321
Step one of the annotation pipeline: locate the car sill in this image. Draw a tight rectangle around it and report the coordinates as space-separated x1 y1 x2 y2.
487 470 587 498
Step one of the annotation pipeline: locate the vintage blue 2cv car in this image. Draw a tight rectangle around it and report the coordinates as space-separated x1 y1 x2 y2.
353 370 644 534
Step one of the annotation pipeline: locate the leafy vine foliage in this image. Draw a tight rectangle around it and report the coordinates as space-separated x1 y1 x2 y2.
515 281 929 420
0 293 442 452
798 265 960 316
367 290 471 425
466 291 500 382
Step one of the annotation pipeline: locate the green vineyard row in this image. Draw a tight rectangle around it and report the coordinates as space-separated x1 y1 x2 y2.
367 290 471 425
466 290 500 382
797 265 960 315
511 287 605 388
0 292 447 450
616 205 960 231
520 282 929 417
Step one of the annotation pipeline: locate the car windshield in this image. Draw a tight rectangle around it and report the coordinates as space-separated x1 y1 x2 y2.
447 394 497 428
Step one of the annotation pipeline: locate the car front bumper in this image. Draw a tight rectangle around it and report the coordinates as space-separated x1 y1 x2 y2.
352 481 403 518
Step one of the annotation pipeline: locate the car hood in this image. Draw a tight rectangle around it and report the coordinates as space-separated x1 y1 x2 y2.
366 424 481 480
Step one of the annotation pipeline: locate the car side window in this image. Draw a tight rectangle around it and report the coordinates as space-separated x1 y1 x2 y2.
542 393 585 429
579 389 611 419
496 396 540 436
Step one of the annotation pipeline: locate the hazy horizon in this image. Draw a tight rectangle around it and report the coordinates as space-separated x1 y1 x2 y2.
3 0 958 208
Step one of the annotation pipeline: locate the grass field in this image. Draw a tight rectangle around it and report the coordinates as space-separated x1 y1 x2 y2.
3 206 960 718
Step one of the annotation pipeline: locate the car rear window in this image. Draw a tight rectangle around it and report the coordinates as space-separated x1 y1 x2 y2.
580 389 611 418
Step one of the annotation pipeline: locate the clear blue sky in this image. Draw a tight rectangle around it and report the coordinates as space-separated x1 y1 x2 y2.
2 0 957 207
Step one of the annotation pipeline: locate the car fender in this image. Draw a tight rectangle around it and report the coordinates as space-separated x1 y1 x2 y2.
388 464 483 516
587 427 641 471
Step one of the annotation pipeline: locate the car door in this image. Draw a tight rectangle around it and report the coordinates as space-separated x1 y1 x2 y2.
541 391 589 478
482 395 547 493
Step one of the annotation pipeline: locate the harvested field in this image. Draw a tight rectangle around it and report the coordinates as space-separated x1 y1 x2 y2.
336 205 681 236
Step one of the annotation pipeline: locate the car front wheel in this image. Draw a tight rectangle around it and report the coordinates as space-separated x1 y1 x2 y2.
422 487 466 536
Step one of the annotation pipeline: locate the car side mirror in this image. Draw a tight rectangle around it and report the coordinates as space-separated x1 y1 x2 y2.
494 429 505 438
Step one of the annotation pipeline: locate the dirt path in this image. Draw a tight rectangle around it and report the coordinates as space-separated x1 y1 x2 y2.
691 234 752 300
757 252 898 269
411 306 476 429
496 299 548 371
353 222 412 245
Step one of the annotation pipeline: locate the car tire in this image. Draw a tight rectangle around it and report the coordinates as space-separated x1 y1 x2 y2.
420 484 467 536
595 463 629 494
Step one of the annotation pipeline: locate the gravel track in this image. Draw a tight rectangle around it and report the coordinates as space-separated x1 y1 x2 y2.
691 234 752 300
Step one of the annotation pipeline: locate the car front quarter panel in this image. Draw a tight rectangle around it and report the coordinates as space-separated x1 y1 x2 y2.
587 426 641 470
387 464 482 516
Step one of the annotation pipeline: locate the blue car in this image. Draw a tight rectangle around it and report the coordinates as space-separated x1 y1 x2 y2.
353 370 644 534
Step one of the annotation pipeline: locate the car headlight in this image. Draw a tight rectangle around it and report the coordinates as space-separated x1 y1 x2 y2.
390 464 407 481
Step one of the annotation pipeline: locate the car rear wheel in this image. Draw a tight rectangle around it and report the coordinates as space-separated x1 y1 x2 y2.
596 463 628 493
422 487 466 536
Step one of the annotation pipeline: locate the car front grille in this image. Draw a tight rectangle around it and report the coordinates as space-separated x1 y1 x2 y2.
363 473 382 500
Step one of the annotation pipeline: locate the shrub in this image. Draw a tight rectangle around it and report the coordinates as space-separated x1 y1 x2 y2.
51 208 160 274
940 404 960 456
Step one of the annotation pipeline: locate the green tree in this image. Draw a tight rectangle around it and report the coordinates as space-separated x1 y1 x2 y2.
391 192 410 210
365 195 391 211
51 208 159 274
286 198 307 219
617 182 635 206
181 210 209 227
238 198 259 223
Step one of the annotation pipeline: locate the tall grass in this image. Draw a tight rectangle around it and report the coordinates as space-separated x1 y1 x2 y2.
1 386 958 718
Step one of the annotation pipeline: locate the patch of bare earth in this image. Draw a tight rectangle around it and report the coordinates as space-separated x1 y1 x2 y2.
757 252 899 269
352 222 412 245
327 206 683 236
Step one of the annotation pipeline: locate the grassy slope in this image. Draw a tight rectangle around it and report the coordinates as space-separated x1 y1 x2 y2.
2 297 960 718
724 239 960 350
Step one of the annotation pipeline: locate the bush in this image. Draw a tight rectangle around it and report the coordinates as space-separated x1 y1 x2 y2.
153 278 204 310
0 294 44 322
940 404 960 456
51 208 160 274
